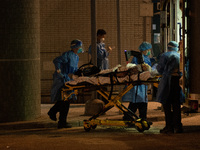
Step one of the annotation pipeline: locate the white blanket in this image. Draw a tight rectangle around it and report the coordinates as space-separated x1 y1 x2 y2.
66 63 153 86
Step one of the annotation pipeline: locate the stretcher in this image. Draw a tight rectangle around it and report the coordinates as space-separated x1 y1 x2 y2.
61 68 159 132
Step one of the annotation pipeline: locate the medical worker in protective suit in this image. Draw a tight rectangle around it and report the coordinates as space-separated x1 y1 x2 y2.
122 42 154 121
88 29 112 70
156 41 185 134
48 39 83 129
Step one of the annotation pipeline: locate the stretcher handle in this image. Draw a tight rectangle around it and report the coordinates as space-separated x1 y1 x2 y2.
124 50 129 64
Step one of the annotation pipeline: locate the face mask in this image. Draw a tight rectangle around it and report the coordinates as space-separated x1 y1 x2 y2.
77 48 83 54
146 51 151 56
100 38 105 43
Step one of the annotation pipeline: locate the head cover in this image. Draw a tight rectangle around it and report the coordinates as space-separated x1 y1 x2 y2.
167 41 178 51
139 42 152 51
70 39 82 49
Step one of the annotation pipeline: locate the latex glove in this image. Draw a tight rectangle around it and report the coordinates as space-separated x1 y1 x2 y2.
107 46 115 52
57 69 61 74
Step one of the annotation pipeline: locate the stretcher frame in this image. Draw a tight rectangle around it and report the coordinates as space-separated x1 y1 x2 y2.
61 73 159 132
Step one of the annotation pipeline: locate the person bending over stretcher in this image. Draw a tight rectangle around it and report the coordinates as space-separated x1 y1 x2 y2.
122 42 155 121
48 39 83 129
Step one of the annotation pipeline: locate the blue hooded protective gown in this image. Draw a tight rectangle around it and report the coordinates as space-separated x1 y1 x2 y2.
88 42 109 70
51 50 79 102
156 51 185 104
122 55 152 103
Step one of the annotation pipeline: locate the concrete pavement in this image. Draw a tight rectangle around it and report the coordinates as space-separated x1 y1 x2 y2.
1 101 200 150
0 101 199 131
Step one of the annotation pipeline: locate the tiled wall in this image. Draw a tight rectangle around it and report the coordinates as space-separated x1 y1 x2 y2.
40 0 153 103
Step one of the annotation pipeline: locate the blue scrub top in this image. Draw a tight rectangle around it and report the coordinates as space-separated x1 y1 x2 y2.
156 51 185 104
122 55 152 103
88 42 109 70
51 50 79 102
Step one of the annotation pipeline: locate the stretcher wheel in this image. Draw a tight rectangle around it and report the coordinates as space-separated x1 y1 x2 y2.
135 118 150 132
142 120 150 130
83 120 92 132
135 123 144 132
84 126 91 132
91 124 97 129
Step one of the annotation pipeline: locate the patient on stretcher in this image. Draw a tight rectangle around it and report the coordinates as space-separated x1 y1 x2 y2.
65 63 158 86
